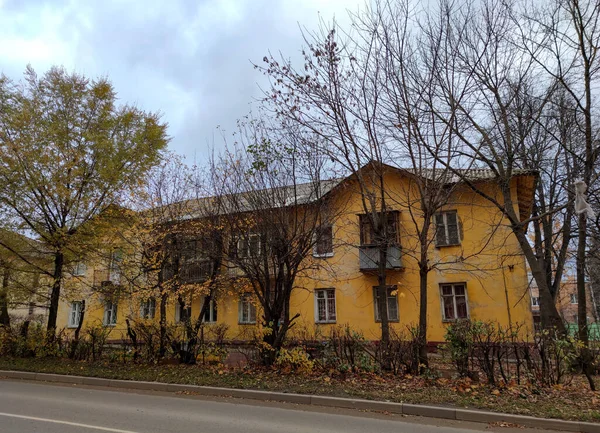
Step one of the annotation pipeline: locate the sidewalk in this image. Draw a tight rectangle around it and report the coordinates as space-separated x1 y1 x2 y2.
1 369 598 432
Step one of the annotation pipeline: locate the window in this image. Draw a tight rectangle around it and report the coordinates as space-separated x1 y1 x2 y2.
139 298 156 319
236 234 261 259
238 294 257 324
72 262 87 277
373 286 399 322
175 302 191 323
202 298 218 323
360 212 399 246
315 289 336 323
109 249 123 284
68 301 83 328
103 300 118 326
314 225 334 257
531 296 540 307
570 293 578 304
440 283 469 320
434 211 460 246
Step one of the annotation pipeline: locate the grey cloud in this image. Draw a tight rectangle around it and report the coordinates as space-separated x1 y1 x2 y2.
1 0 359 163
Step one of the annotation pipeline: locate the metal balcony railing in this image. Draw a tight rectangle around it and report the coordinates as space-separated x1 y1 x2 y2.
359 245 403 271
93 269 121 287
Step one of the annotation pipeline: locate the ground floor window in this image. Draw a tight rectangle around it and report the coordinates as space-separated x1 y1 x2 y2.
238 294 256 324
440 283 468 320
373 286 399 322
103 300 118 326
68 301 83 328
315 289 336 323
139 298 156 319
202 298 218 323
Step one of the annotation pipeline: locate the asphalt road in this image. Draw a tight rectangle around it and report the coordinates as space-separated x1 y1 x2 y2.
0 379 561 433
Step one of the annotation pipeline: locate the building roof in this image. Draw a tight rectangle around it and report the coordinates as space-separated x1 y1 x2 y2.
170 163 537 222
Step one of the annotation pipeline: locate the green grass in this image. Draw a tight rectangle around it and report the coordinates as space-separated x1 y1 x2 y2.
0 356 598 423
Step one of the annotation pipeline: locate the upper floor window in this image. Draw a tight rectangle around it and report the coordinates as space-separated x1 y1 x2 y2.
72 262 87 277
235 233 261 259
238 294 257 324
315 288 336 323
109 249 123 284
531 296 540 307
373 286 399 322
314 225 334 257
435 211 460 247
359 211 399 246
68 301 83 328
140 298 156 319
440 283 468 320
103 300 118 326
570 293 578 304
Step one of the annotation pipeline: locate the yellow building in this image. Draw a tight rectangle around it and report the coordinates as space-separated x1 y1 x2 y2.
57 164 535 344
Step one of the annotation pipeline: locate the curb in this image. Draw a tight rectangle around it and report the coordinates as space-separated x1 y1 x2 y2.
1 370 598 433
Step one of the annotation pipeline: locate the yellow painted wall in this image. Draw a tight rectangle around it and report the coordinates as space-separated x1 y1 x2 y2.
56 170 534 342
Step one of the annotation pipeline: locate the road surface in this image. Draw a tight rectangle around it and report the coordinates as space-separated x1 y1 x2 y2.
0 379 559 433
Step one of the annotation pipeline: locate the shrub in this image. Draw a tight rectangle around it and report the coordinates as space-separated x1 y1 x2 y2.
275 346 314 373
443 320 472 378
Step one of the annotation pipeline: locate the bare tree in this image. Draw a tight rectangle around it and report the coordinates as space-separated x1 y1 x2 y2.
406 0 567 330
209 118 342 364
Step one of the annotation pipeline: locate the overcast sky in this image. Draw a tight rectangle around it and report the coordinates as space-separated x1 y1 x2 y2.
0 0 362 163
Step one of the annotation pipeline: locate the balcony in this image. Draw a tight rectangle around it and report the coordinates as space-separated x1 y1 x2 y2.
180 260 213 283
93 269 121 288
359 245 403 271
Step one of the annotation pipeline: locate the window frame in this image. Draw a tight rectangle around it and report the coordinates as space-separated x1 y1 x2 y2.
570 293 578 304
359 211 399 247
238 294 257 324
72 262 87 277
175 302 192 324
313 225 334 258
440 283 469 321
531 296 540 307
236 233 262 259
68 301 83 328
434 211 461 247
202 298 218 323
139 298 156 320
314 288 337 323
373 286 400 322
103 300 118 327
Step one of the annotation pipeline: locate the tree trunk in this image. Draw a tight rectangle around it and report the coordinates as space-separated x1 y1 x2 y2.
69 300 85 359
418 262 428 371
511 222 565 332
159 290 168 358
377 244 390 368
46 251 64 339
0 267 10 327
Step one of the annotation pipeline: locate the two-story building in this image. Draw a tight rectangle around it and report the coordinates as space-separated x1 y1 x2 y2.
56 164 536 343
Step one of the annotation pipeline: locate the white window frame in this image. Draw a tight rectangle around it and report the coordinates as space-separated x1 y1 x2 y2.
373 286 399 322
202 298 218 323
72 262 87 277
237 233 261 259
175 302 191 323
314 288 337 323
238 294 257 324
139 298 156 319
435 211 461 247
531 296 540 307
68 301 83 328
440 283 469 321
313 225 334 258
103 300 118 326
570 293 578 304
